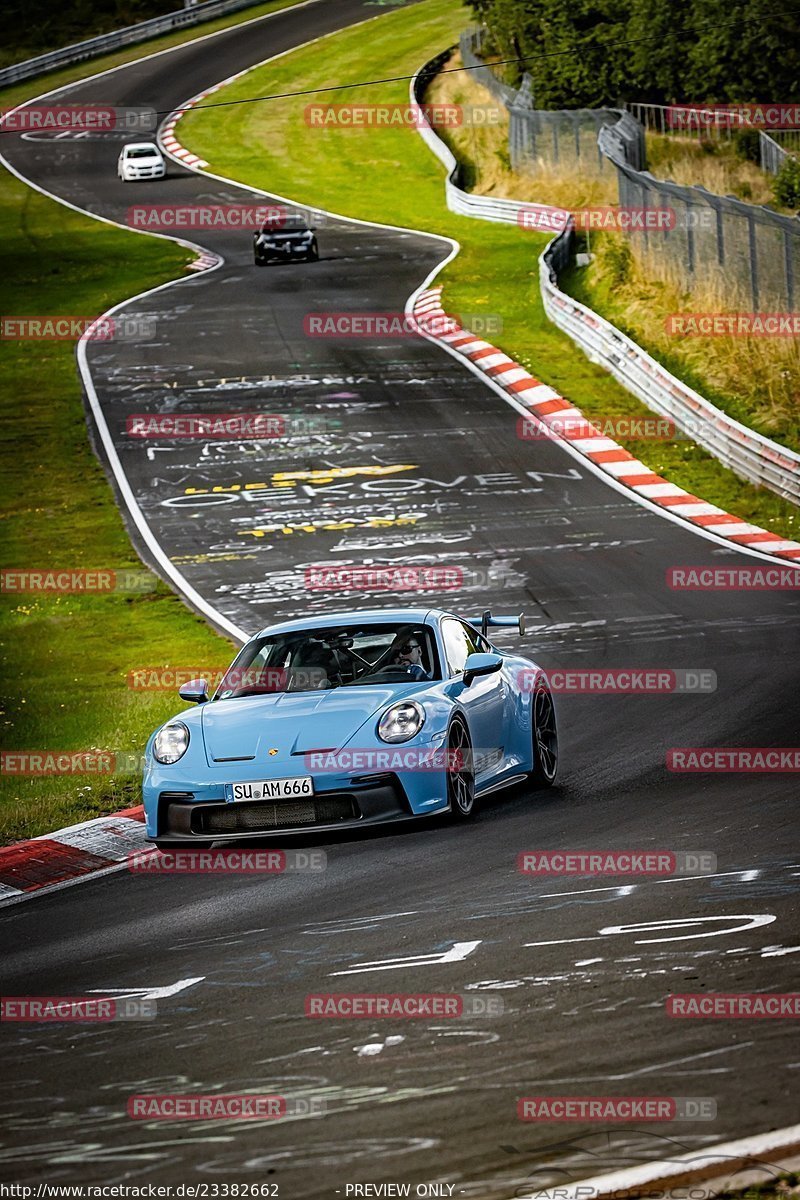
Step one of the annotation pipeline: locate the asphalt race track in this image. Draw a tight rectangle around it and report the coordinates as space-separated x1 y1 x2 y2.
1 0 799 1194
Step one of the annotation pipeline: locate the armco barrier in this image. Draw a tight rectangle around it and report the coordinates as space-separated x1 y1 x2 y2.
410 53 800 506
539 248 800 503
0 0 265 88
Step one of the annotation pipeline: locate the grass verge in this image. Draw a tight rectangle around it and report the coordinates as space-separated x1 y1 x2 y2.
0 0 304 109
176 0 798 544
716 1171 800 1198
0 171 237 843
0 2 320 842
427 53 800 453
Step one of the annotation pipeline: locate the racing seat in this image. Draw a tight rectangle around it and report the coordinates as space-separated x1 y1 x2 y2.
285 642 334 691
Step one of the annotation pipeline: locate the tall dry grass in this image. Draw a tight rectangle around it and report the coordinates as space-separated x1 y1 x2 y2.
588 234 799 445
425 55 799 448
646 134 777 208
426 53 617 206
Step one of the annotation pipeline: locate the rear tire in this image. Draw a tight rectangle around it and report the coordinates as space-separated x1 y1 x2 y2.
529 679 558 787
446 716 476 820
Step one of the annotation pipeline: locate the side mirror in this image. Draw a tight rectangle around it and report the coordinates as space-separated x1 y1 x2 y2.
179 678 209 704
463 652 502 687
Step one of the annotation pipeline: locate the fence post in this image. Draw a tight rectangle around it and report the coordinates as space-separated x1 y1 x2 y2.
747 212 759 308
785 229 795 310
715 200 725 267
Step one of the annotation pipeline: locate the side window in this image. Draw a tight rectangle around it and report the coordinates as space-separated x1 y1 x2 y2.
461 623 485 654
463 624 496 653
441 620 473 676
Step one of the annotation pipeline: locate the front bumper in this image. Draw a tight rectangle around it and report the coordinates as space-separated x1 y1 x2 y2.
255 243 313 260
150 775 415 843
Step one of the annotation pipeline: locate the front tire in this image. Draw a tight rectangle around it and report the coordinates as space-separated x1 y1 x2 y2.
446 716 476 820
529 679 558 787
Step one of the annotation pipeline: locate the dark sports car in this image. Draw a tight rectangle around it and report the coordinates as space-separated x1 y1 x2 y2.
253 216 318 265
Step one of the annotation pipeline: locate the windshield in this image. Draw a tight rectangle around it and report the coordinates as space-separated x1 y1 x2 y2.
126 146 159 159
214 623 440 699
259 219 311 235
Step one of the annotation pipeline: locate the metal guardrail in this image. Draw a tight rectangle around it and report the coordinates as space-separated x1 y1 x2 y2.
0 0 265 88
539 244 800 504
759 130 797 176
411 53 800 505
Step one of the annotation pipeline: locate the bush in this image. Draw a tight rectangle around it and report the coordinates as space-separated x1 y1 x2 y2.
773 155 800 209
733 129 761 163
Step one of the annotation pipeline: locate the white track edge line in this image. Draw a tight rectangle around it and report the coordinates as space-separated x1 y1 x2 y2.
404 65 798 567
508 1123 800 1200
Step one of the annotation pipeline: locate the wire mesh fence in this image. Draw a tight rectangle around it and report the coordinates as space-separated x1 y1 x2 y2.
600 121 799 308
460 30 800 309
459 32 625 178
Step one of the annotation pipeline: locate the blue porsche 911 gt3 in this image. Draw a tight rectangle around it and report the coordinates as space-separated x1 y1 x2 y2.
142 608 558 847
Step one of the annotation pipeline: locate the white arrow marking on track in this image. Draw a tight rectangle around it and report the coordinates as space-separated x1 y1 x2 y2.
525 915 776 948
330 941 481 976
86 977 205 1001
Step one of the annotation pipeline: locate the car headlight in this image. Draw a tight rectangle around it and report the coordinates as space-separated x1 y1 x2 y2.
153 722 190 764
377 701 425 743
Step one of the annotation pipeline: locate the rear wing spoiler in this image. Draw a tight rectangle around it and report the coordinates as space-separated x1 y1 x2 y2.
467 610 526 639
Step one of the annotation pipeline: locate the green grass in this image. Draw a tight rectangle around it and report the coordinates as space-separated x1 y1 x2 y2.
0 0 186 69
0 169 238 843
716 1172 799 1198
0 0 305 107
178 0 798 542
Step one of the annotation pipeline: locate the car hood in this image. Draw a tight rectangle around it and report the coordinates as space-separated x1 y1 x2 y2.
258 230 310 240
199 685 417 766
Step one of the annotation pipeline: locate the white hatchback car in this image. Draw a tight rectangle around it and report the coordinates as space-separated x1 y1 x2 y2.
117 142 166 181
